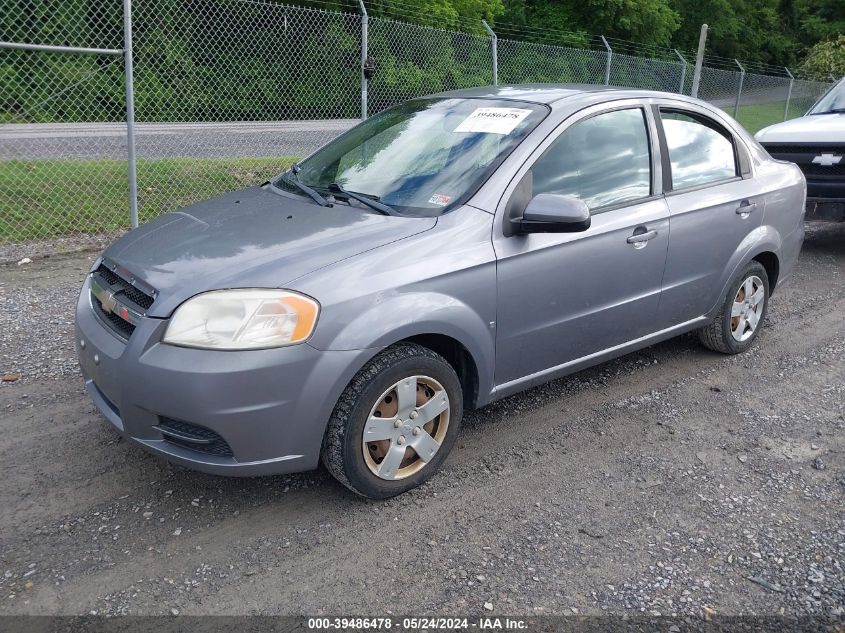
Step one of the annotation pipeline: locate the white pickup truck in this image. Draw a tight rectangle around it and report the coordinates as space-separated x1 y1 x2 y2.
756 77 845 222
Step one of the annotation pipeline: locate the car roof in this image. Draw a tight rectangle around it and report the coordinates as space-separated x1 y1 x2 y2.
431 83 684 106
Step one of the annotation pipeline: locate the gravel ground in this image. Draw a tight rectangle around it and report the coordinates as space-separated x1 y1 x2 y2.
0 222 842 619
0 233 122 268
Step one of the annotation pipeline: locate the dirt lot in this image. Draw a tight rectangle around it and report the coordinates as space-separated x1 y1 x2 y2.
0 223 843 618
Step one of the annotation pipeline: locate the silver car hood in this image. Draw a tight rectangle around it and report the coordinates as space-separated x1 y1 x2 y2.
755 112 845 144
103 186 436 318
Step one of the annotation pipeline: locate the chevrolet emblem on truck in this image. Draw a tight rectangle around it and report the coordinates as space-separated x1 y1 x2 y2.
811 153 842 167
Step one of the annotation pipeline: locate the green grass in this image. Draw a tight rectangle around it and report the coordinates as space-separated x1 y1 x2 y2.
0 157 297 242
726 102 791 134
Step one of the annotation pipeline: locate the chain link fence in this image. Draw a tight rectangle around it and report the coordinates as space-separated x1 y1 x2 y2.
0 0 835 248
497 38 606 85
129 0 361 229
1 0 128 243
368 18 492 113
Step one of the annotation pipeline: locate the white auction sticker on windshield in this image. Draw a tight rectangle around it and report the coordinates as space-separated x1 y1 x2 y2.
453 107 532 134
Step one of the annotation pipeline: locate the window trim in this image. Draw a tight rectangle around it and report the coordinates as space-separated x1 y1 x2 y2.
523 104 657 216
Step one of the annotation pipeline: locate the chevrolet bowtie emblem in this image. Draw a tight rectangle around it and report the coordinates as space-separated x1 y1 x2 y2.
90 275 142 329
94 284 118 314
811 153 842 167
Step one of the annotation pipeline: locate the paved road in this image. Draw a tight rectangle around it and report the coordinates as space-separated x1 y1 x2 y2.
0 95 806 162
0 120 358 160
0 223 843 619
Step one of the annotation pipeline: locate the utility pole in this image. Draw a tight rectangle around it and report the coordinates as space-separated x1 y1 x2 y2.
690 24 708 99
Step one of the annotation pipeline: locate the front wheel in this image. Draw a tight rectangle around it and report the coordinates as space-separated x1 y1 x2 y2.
698 261 769 354
321 343 463 499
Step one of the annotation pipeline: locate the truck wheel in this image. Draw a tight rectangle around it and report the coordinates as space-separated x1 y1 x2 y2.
699 261 769 355
322 343 463 499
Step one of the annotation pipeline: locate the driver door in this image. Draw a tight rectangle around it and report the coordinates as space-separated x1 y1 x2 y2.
493 103 670 387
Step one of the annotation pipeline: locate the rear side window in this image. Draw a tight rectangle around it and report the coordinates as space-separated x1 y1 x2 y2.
660 111 737 189
530 108 651 211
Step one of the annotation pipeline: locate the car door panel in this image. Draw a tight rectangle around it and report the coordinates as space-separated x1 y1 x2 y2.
659 180 765 327
494 198 670 384
655 105 765 328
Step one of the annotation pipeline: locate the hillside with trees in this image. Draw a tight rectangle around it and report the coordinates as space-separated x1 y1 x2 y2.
351 0 844 77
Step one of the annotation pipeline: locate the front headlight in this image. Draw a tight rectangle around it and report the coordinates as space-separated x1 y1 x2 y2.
163 289 319 350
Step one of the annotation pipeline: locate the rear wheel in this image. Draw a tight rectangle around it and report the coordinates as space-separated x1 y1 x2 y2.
321 343 462 499
699 261 769 354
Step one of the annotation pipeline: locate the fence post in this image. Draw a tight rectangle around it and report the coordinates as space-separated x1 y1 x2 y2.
482 20 497 86
784 67 794 121
601 36 612 86
733 59 745 118
690 23 708 98
674 49 687 94
122 0 138 229
358 0 368 119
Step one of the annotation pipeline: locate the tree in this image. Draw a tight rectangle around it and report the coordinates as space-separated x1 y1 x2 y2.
795 0 845 46
669 0 741 54
581 0 680 46
800 35 845 81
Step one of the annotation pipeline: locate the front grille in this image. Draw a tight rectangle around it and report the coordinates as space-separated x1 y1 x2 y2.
93 296 136 338
90 263 156 341
802 162 845 179
761 144 838 156
96 264 155 310
156 417 234 457
762 144 845 180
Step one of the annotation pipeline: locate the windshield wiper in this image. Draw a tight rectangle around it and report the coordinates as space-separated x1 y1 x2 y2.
810 108 845 115
327 182 396 216
280 164 332 207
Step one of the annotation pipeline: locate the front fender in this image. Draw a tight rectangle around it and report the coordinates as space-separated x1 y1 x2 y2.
706 224 782 318
311 291 496 406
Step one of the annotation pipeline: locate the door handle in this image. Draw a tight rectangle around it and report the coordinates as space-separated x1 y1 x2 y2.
736 201 757 217
626 229 658 244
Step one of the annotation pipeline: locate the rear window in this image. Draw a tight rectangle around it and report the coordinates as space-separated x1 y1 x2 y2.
660 110 737 190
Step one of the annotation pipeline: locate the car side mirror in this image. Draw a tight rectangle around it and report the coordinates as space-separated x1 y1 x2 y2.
513 193 591 234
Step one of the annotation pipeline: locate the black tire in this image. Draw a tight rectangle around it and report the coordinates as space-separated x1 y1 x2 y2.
698 261 770 355
321 343 463 499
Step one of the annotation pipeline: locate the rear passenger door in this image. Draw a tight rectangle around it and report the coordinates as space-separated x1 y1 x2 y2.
654 104 765 328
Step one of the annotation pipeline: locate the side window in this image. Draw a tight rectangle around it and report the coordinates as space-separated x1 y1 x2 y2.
660 110 737 189
530 108 652 211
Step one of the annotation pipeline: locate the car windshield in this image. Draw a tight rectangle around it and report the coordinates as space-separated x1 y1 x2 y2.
808 78 845 115
275 98 548 216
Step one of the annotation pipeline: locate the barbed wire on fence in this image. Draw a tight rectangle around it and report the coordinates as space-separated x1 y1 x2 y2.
0 0 835 244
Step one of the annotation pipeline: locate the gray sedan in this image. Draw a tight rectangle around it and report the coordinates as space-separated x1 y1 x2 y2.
76 85 806 498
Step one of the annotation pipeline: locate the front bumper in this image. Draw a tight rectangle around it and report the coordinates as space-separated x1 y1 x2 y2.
75 278 371 476
805 198 845 222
